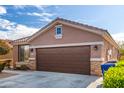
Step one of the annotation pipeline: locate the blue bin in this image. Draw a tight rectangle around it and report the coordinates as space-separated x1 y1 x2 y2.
101 63 115 76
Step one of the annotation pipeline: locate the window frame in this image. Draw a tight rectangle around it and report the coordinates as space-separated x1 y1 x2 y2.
18 44 29 62
55 25 62 36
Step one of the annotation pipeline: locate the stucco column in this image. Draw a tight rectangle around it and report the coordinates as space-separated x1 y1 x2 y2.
28 48 37 70
13 45 18 68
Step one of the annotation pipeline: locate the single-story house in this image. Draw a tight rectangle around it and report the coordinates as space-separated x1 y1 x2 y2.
12 17 119 76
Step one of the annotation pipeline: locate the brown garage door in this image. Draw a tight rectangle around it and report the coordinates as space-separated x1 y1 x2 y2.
36 46 90 75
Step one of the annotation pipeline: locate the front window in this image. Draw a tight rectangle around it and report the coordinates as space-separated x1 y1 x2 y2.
18 45 29 62
55 25 62 39
56 26 62 35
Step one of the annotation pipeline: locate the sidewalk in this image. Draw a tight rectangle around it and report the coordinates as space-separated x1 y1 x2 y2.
87 77 103 88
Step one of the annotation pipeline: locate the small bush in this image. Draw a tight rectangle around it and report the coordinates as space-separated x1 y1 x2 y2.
0 63 6 73
14 65 30 70
103 67 124 88
20 65 30 70
116 60 124 67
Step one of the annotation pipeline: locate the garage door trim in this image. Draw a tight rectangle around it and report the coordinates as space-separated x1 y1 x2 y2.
30 41 103 49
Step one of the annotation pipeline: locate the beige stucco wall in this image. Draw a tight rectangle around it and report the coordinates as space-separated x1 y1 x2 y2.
102 40 118 62
29 24 102 45
28 48 36 70
90 45 102 58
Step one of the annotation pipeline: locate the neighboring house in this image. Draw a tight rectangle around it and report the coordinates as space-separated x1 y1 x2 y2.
12 18 119 76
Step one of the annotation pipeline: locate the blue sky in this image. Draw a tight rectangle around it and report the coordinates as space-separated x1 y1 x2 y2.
0 5 124 41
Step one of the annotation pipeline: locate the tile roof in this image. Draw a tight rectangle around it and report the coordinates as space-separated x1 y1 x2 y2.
13 36 30 43
57 17 107 32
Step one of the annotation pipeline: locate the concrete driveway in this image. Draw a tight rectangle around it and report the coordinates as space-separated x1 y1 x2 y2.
0 70 100 88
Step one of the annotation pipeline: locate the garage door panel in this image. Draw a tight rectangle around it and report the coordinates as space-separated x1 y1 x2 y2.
37 60 89 66
36 46 90 75
38 67 89 74
38 61 89 65
38 56 89 62
37 62 82 67
39 61 89 67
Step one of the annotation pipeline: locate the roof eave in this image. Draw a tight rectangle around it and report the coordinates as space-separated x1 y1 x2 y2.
103 31 119 49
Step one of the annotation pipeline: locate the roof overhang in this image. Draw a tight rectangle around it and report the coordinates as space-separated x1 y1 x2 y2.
103 31 119 49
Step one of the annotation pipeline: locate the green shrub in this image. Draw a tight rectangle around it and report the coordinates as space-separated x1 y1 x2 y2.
20 65 30 70
14 65 30 70
0 63 6 73
103 67 124 88
116 60 124 67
